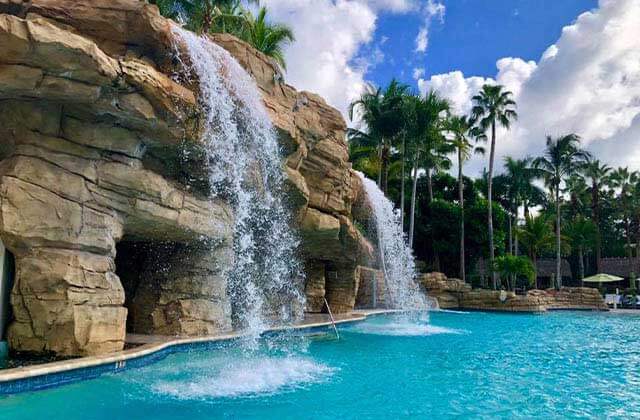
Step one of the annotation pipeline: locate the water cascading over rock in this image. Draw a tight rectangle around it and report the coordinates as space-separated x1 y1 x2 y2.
357 172 428 310
173 27 304 334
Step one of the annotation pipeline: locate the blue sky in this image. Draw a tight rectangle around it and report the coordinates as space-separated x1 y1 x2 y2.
266 0 640 174
367 0 598 89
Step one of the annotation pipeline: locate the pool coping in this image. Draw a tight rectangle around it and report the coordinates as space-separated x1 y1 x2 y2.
0 309 398 394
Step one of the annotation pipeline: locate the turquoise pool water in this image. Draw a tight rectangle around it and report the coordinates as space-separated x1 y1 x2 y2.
3 311 640 419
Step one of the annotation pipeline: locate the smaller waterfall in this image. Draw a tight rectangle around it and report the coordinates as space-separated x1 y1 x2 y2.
357 172 428 310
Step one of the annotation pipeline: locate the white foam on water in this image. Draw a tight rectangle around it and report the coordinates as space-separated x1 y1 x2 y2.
435 309 471 314
349 321 463 336
172 27 304 335
357 172 427 310
152 356 334 399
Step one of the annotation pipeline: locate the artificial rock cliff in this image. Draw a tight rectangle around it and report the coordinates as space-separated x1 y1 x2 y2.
0 0 373 356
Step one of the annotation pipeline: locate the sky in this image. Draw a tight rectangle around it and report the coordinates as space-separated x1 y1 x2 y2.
262 0 640 176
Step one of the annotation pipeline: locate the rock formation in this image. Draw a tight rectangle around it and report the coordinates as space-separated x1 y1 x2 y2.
0 0 374 356
420 272 607 312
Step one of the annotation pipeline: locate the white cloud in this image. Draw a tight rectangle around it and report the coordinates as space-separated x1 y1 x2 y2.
263 0 423 118
262 0 377 117
414 0 445 53
364 0 418 13
418 0 640 175
412 67 425 80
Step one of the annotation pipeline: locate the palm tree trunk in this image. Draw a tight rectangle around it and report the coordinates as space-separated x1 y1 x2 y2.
579 245 584 287
593 184 602 273
381 140 390 194
409 160 419 249
377 142 383 188
626 217 633 278
508 214 513 254
555 186 561 289
458 149 465 283
426 168 440 271
427 169 434 202
533 253 538 289
515 207 520 256
202 3 213 33
488 121 496 289
400 133 406 231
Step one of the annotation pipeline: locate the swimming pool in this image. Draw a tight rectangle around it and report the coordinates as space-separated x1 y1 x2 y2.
2 311 640 418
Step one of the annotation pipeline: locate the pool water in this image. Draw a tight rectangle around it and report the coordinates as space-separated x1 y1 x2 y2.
3 311 640 419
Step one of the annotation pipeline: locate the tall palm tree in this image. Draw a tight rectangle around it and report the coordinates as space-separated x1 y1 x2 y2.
608 167 640 279
241 7 295 70
349 80 409 193
581 158 611 273
398 94 417 231
563 174 589 219
534 134 590 289
502 156 538 255
518 215 555 289
564 217 597 285
445 115 485 282
471 84 517 289
405 92 450 251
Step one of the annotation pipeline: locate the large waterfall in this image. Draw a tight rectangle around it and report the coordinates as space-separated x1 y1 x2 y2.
173 28 304 335
357 172 428 310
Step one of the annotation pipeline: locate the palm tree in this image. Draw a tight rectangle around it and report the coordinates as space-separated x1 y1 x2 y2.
471 84 517 289
534 134 590 289
241 7 295 70
349 80 409 193
445 115 485 282
348 128 380 180
518 215 555 288
582 158 611 273
608 167 640 279
563 174 589 219
398 94 416 231
153 0 257 33
405 92 450 251
564 217 597 285
502 156 538 255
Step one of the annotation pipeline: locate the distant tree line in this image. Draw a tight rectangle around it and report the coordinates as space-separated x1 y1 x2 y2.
349 80 640 291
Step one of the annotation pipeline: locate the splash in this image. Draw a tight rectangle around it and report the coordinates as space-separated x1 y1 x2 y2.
152 356 334 399
349 322 463 337
172 27 304 335
357 172 427 310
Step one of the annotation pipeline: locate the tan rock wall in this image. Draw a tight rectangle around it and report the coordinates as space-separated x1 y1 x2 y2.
0 0 378 359
0 5 234 356
355 267 386 309
420 273 607 312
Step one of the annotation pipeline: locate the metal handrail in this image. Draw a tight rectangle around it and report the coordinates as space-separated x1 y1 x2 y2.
323 297 340 339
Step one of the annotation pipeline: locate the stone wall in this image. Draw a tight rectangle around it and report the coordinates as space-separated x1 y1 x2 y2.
420 272 607 312
0 1 376 356
0 4 238 355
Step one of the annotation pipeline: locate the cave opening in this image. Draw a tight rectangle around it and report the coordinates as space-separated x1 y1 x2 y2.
115 239 182 334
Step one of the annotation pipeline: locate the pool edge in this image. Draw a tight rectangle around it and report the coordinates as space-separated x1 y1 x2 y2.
0 310 400 394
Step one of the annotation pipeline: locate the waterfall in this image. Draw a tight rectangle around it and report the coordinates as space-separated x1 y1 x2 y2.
172 27 304 335
357 172 428 310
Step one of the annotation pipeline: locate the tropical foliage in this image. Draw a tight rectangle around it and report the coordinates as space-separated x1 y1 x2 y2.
152 0 294 69
348 79 640 291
